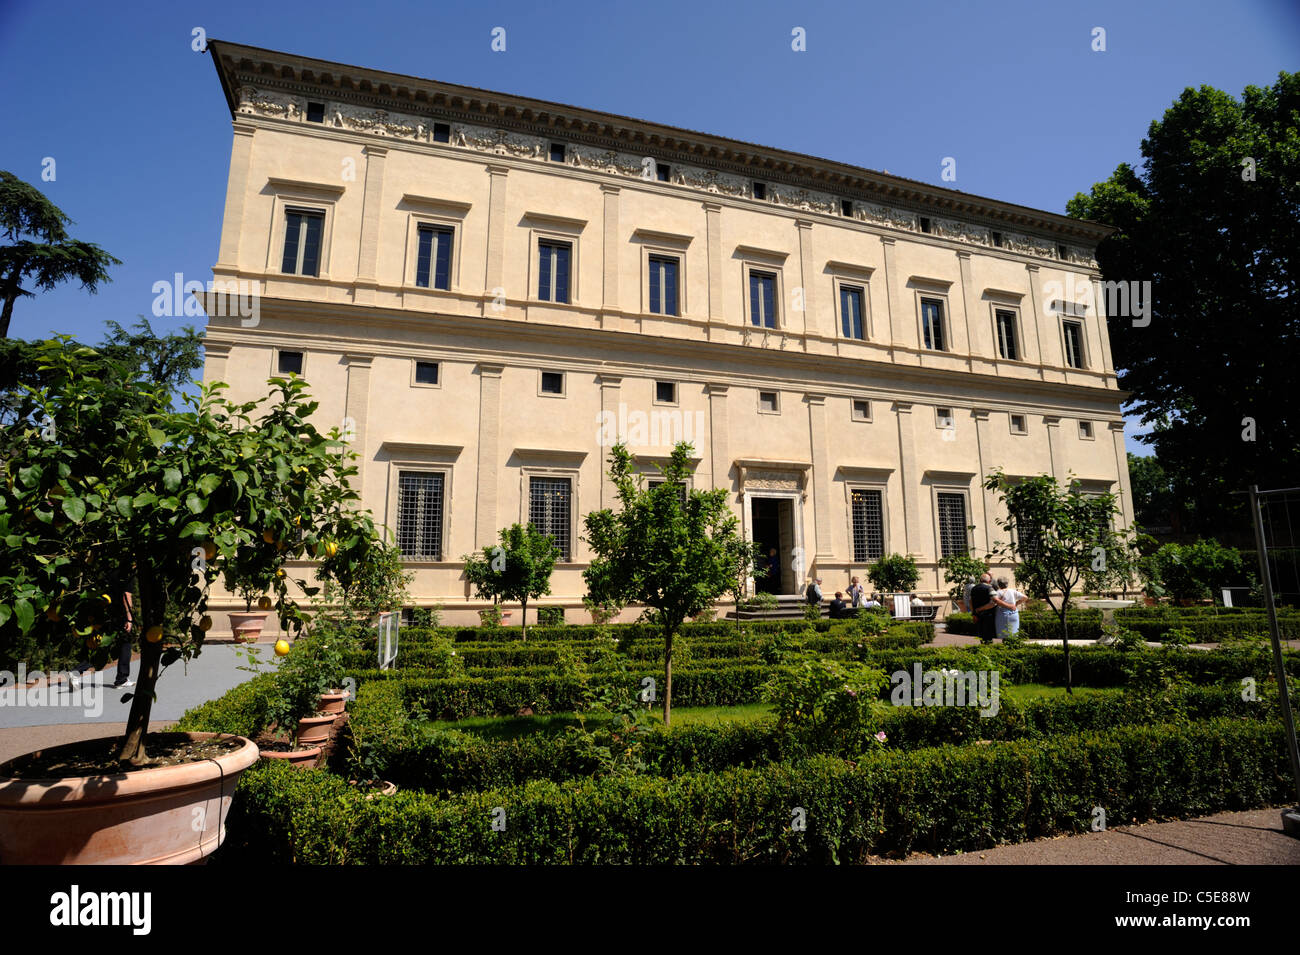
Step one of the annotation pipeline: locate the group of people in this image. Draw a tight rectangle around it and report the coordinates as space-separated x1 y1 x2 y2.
963 572 1028 641
805 576 887 619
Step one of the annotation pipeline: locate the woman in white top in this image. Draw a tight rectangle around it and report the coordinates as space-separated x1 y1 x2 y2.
992 577 1028 638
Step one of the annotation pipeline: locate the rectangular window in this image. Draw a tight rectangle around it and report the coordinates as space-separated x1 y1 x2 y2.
655 380 677 404
839 284 865 340
648 255 679 316
306 102 325 124
549 142 566 163
921 298 945 351
656 162 671 182
529 477 571 559
995 309 1019 360
1058 244 1068 260
851 489 885 562
277 351 303 376
397 471 444 559
936 407 954 430
1014 514 1042 561
1010 413 1027 435
281 209 324 276
540 371 565 395
758 390 779 413
936 493 969 559
749 270 777 328
414 361 439 385
1063 321 1085 368
752 182 767 200
991 231 1003 248
919 216 932 234
648 478 688 502
852 398 871 421
1079 420 1094 439
432 122 451 143
415 225 454 290
538 240 572 303
840 199 853 217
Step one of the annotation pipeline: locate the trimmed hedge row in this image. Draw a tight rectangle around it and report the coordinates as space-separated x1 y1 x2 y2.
945 609 1292 643
367 619 841 646
338 683 1277 794
348 622 932 672
217 718 1292 863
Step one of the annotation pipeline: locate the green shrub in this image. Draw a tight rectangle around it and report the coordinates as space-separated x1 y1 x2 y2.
219 718 1292 864
537 606 566 627
867 554 921 594
175 673 277 738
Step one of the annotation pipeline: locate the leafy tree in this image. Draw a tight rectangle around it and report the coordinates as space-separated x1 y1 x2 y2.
866 553 920 594
462 523 559 640
1146 539 1252 604
1081 525 1142 598
937 552 989 606
583 442 744 725
984 471 1124 693
0 319 202 425
1066 74 1299 540
0 339 386 765
0 171 120 338
1126 452 1187 539
721 534 766 629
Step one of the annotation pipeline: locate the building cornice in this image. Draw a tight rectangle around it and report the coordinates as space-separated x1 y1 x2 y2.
207 39 1112 252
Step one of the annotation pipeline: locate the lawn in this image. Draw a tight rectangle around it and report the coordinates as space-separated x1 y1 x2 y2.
1002 683 1112 701
433 702 775 740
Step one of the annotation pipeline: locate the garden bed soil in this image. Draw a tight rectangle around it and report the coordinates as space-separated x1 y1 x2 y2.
1 732 244 779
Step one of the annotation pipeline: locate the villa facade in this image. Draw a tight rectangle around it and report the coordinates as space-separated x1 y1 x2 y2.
202 40 1132 625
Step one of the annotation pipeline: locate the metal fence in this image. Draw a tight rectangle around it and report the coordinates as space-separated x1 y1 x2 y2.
1248 485 1300 830
377 611 400 670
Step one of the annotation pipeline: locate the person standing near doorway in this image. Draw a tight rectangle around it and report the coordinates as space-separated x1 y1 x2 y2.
765 547 781 593
804 577 823 617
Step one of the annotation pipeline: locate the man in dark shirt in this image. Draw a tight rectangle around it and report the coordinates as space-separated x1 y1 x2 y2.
828 591 849 619
969 573 997 643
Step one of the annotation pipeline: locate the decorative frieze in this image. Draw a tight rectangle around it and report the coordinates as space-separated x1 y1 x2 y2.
232 84 1098 266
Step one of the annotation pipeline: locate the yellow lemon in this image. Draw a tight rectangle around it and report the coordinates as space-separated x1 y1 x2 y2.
324 540 338 557
275 568 286 578
273 639 291 657
145 625 164 643
202 540 217 561
199 615 213 632
257 596 273 611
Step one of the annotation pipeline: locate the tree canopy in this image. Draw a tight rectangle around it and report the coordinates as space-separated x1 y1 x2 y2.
1066 73 1299 540
0 171 120 338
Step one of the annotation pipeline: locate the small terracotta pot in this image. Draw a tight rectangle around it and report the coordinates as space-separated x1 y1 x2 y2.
259 746 322 768
295 714 337 748
0 732 260 865
318 690 349 716
227 611 270 642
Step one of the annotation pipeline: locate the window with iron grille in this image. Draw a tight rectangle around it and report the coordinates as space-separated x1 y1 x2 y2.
647 478 688 502
1014 515 1042 561
529 477 571 559
936 493 969 558
397 471 444 559
851 489 884 562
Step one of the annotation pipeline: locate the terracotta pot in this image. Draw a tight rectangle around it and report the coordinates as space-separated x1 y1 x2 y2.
0 732 259 865
318 690 349 716
295 714 337 748
258 746 321 768
350 778 397 799
227 611 270 642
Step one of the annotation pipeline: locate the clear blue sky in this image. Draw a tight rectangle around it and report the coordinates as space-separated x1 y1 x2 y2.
2 0 1297 451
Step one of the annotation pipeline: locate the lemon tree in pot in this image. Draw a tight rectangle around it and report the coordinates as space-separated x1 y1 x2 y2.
0 340 388 864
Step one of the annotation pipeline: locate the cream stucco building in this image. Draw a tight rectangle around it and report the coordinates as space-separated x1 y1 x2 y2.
202 41 1132 626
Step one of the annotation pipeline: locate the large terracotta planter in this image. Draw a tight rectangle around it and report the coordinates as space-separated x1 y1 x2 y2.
259 746 321 768
227 611 270 642
0 732 259 865
295 714 337 748
318 690 349 716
